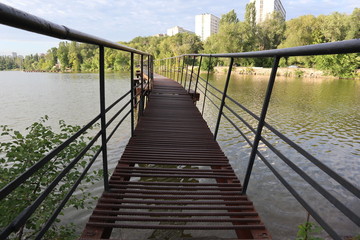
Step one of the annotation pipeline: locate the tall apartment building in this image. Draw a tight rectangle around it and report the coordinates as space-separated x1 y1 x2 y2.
250 0 286 24
195 14 220 41
167 26 194 36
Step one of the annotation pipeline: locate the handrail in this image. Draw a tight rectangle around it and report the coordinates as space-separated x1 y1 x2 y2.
0 2 153 239
157 39 360 239
0 3 149 55
160 39 360 59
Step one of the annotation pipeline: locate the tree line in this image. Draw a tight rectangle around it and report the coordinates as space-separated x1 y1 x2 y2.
1 4 359 77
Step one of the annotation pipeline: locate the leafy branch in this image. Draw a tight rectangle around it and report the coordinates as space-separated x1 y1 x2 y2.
0 116 101 239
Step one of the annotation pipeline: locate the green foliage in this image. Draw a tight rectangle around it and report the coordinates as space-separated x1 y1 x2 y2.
347 8 360 39
257 11 286 50
0 7 358 78
220 9 239 25
295 69 305 78
0 116 101 239
314 53 360 78
296 222 323 240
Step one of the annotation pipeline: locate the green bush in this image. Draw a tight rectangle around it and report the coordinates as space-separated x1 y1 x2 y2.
0 116 101 239
296 221 323 240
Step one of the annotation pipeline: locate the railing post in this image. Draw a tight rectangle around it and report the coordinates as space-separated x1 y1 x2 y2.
130 52 135 137
242 56 281 195
147 55 150 93
202 55 212 116
194 56 203 94
161 59 164 74
214 57 234 140
99 45 109 191
183 57 189 88
188 56 196 92
140 54 144 116
172 58 175 80
180 56 185 85
176 57 181 82
174 58 177 81
167 58 170 78
151 56 154 81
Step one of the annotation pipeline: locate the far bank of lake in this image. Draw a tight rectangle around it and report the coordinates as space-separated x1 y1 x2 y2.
212 66 360 79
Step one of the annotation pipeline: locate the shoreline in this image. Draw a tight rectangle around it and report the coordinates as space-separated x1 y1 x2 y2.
211 66 360 79
2 67 359 80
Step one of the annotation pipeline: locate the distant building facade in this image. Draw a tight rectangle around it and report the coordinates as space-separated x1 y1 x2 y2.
250 0 286 24
167 26 193 36
195 14 220 41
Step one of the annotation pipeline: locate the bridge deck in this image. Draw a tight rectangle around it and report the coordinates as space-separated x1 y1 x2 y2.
80 76 270 240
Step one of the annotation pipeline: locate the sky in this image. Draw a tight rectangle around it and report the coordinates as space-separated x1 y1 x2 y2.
0 0 358 56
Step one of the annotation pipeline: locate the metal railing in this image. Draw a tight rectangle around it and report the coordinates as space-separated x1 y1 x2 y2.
157 39 360 240
0 3 153 239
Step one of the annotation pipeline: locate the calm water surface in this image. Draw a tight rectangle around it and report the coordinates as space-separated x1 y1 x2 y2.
198 73 360 239
0 71 359 239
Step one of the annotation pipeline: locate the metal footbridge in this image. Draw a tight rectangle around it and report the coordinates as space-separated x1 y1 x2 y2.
80 75 269 239
0 3 359 240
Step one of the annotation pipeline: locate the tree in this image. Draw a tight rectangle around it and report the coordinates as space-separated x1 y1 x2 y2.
44 47 58 71
244 2 256 29
279 15 318 48
57 42 69 71
314 53 359 78
68 42 82 71
278 15 318 67
158 33 203 59
347 8 360 39
316 12 349 42
220 9 239 26
257 11 286 50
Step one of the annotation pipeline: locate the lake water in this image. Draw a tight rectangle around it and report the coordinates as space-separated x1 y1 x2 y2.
0 71 359 239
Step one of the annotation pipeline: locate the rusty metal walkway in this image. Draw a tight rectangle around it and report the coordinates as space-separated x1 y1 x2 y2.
80 76 270 240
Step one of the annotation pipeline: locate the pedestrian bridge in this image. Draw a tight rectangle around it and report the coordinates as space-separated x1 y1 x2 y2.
0 3 359 240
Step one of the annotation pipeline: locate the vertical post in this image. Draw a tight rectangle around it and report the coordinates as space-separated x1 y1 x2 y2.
188 56 196 92
172 58 175 80
177 57 181 82
214 57 234 140
130 52 135 137
242 56 281 195
194 56 203 94
99 45 109 191
183 57 189 88
147 55 150 93
151 56 154 82
168 58 171 78
140 54 144 116
202 55 212 115
180 56 185 85
161 59 164 74
168 58 170 78
173 58 176 80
